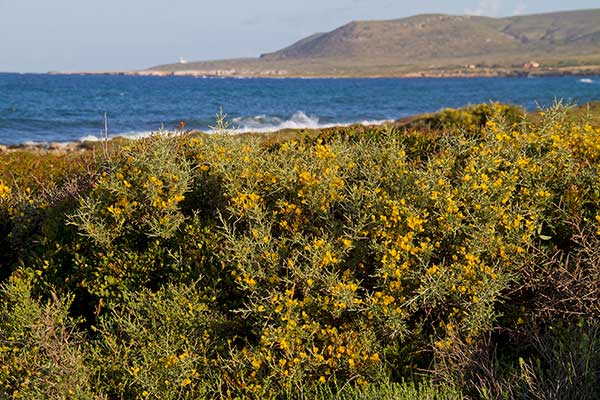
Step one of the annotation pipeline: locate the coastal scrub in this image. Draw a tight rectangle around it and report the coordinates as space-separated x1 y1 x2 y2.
0 103 599 399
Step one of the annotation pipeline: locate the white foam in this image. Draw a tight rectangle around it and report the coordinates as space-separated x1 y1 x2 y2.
22 140 46 146
79 135 99 142
78 130 155 143
75 113 393 142
217 111 392 134
579 78 594 84
121 131 156 140
359 119 392 126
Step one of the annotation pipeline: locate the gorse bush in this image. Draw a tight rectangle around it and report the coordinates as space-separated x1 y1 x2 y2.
89 282 227 399
0 274 98 399
71 134 193 247
398 103 525 133
0 151 96 282
0 103 599 399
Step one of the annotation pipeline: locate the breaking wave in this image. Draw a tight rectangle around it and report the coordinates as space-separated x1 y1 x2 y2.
79 131 155 143
224 111 391 133
77 112 392 142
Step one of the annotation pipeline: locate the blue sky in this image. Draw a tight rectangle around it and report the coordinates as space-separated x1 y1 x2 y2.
0 0 597 72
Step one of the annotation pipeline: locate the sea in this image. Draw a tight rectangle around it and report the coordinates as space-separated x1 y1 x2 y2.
0 73 599 145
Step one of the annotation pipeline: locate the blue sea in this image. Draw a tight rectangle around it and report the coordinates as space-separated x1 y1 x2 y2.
0 73 599 145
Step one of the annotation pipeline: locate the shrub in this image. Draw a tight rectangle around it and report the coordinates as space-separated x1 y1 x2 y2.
0 103 599 398
0 274 98 399
88 282 227 399
70 134 192 248
400 103 525 133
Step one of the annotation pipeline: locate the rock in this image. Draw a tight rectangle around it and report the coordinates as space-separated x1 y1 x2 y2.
48 142 63 151
9 143 39 151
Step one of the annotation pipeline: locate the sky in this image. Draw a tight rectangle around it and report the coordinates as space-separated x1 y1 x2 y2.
0 0 598 72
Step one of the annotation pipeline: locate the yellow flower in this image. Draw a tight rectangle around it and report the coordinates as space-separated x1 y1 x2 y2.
315 143 336 159
180 378 192 387
232 192 262 211
251 358 262 370
0 182 11 200
162 354 178 367
321 251 339 267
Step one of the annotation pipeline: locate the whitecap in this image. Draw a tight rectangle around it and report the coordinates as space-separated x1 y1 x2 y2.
214 111 392 134
79 135 100 142
79 130 156 143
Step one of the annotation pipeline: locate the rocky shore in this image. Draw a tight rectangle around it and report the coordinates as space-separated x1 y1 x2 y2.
0 140 107 154
48 69 290 78
48 65 600 79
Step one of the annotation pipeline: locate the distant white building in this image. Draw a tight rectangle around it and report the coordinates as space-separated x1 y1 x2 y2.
179 57 188 65
523 61 540 69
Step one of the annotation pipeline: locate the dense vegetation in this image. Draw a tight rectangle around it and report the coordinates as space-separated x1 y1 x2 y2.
1 103 599 399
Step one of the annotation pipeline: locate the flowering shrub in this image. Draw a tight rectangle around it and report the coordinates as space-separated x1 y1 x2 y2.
0 103 599 398
71 134 192 247
0 274 95 399
398 103 524 133
89 282 226 399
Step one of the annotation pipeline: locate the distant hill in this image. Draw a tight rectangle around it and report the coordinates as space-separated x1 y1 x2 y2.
148 9 600 77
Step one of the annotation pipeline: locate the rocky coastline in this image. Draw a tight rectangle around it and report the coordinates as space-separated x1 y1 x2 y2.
0 141 96 154
48 65 600 79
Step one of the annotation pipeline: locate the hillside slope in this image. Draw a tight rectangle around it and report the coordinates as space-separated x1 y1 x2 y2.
260 9 600 62
148 9 600 77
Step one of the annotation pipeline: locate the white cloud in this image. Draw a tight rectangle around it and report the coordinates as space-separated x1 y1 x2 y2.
464 0 502 17
512 1 527 15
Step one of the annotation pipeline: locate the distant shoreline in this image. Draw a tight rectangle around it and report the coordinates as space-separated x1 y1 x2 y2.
46 67 600 79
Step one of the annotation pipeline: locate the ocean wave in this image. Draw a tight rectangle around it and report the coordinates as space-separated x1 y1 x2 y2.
79 131 155 143
75 112 392 142
220 111 391 134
